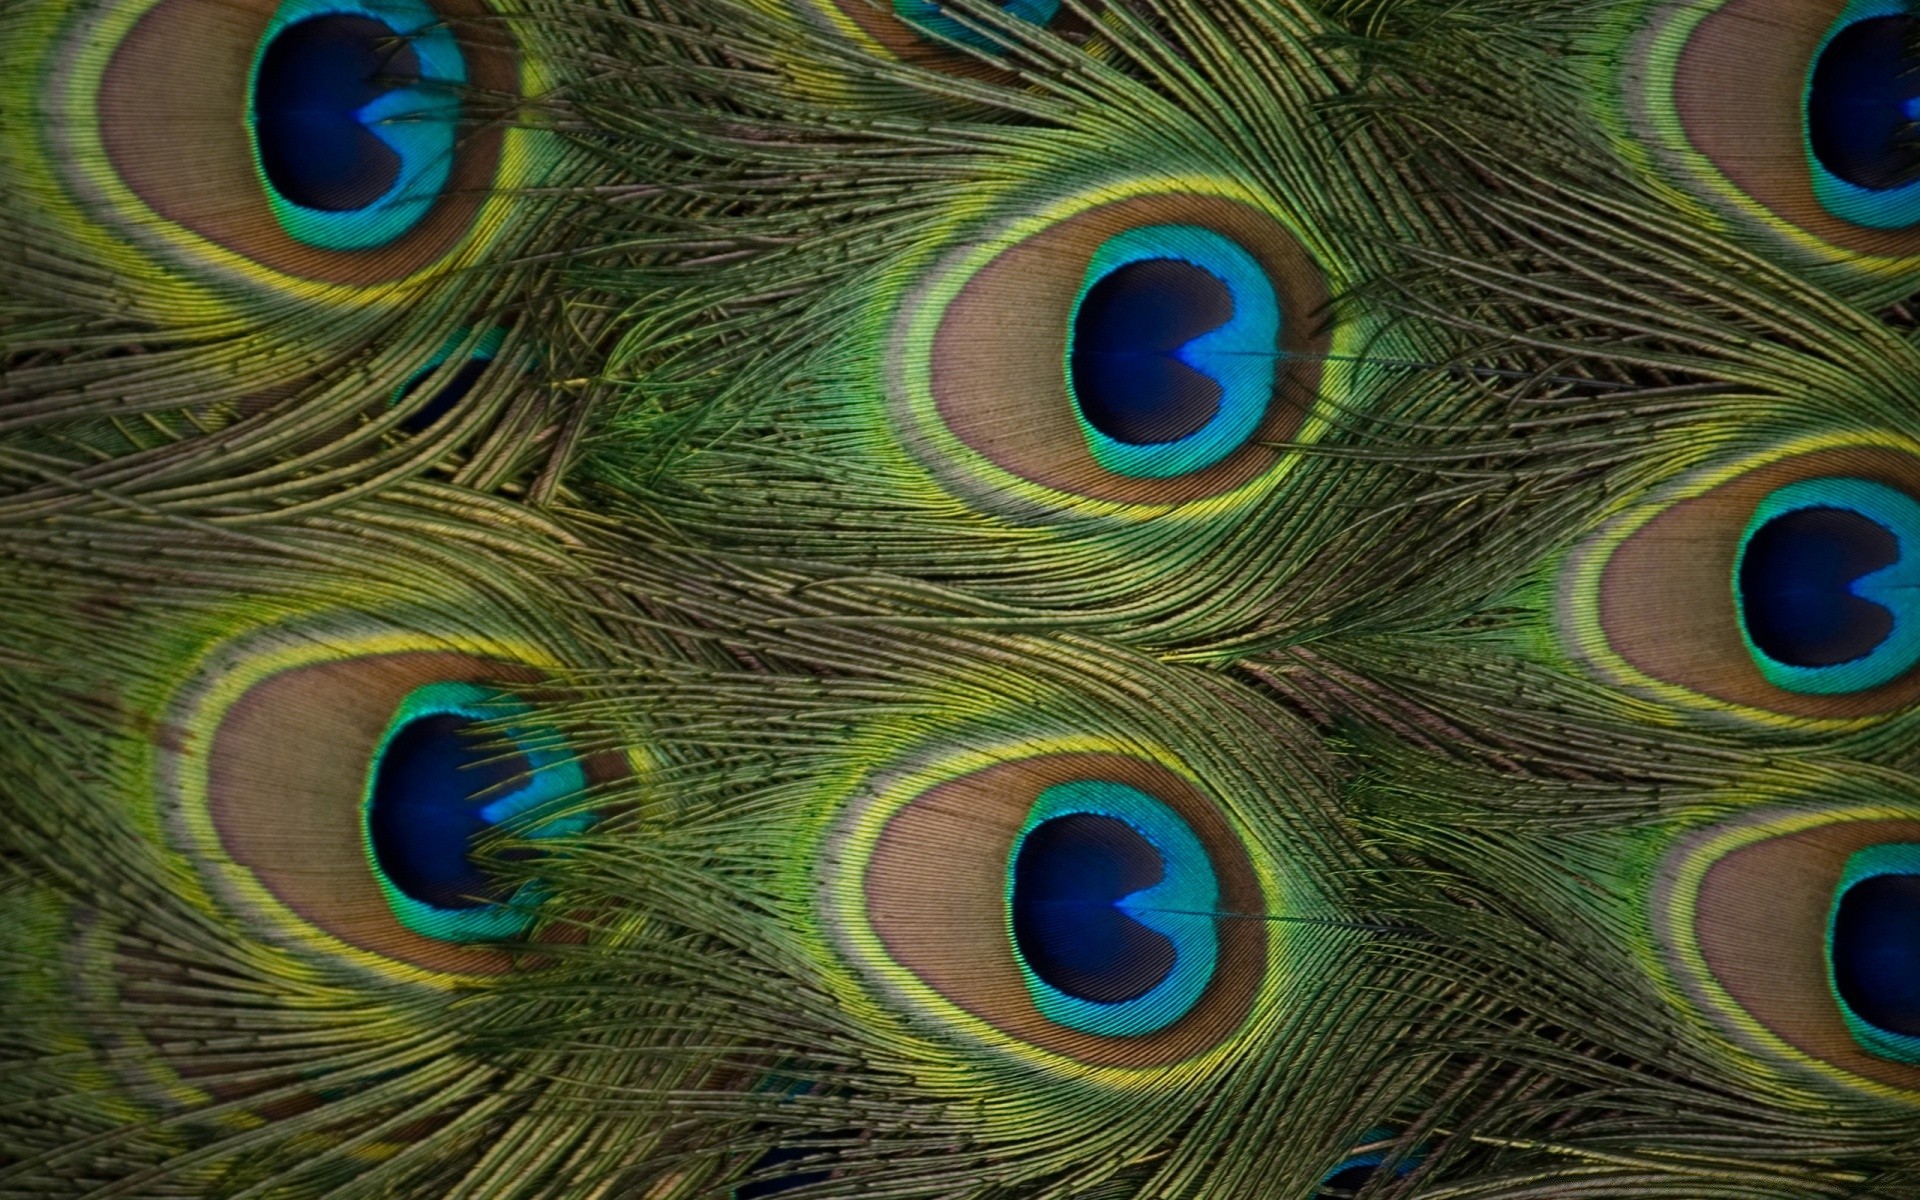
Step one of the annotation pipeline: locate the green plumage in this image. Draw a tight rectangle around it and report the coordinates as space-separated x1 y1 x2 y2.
5 0 1920 1196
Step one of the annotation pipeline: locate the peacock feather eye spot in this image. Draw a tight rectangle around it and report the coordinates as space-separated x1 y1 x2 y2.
84 0 519 284
1010 813 1178 1004
1828 845 1920 1060
396 352 492 430
1656 809 1920 1093
905 193 1326 507
891 0 1059 50
1568 449 1920 719
1738 506 1897 667
247 0 466 251
1807 16 1920 196
252 16 417 213
1733 477 1920 695
1627 0 1920 268
1006 780 1220 1037
163 644 615 976
367 712 529 912
1831 874 1920 1037
1069 259 1231 446
1064 226 1280 479
844 750 1265 1065
363 680 590 944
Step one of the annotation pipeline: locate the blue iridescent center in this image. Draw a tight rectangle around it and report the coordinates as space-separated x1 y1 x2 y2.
1317 1129 1422 1197
733 1145 833 1200
249 0 465 250
1734 477 1920 694
1006 780 1219 1036
1828 843 1920 1063
363 681 589 941
1066 225 1280 479
392 327 505 431
1805 10 1920 228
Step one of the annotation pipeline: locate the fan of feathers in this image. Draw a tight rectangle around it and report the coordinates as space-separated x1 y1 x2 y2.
8 0 1920 1195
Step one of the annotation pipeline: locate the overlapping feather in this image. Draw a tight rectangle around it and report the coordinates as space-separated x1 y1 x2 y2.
6 0 1920 1196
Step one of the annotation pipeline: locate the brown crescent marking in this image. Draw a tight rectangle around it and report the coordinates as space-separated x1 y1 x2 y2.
928 193 1330 505
1597 446 1920 718
97 0 514 284
1691 816 1920 1092
1670 0 1920 258
862 751 1264 1067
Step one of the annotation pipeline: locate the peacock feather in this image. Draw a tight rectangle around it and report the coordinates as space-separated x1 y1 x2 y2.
6 0 1920 1196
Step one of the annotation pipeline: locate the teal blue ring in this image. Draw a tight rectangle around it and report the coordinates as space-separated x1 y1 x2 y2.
1004 780 1220 1037
246 0 466 251
1732 476 1920 695
1065 225 1281 479
1826 842 1920 1063
361 680 590 942
1803 0 1920 230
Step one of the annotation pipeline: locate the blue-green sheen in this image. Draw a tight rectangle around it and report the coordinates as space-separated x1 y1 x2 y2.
248 0 466 251
393 327 506 432
1317 1128 1422 1196
1828 843 1920 1063
1733 477 1920 694
891 0 1059 51
1005 780 1220 1037
1804 3 1920 229
1066 225 1279 479
364 680 590 942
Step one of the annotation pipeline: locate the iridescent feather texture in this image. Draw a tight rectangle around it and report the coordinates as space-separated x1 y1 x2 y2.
5 0 1920 1196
